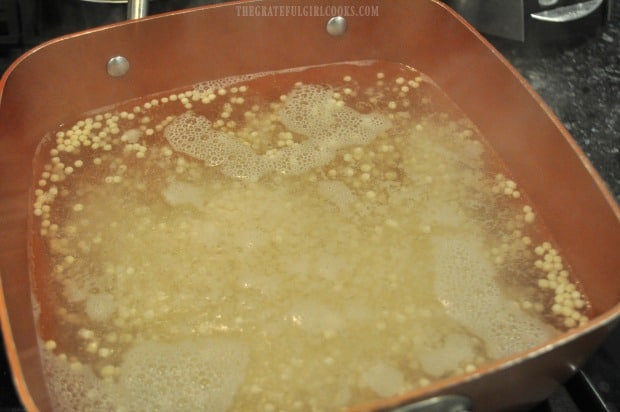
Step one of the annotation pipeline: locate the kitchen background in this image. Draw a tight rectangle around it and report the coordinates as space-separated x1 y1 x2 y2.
1 1 619 411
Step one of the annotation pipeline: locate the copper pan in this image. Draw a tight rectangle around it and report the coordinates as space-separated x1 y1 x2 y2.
0 1 619 411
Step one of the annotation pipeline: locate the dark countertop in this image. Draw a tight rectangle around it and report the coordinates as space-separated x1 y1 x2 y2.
489 19 620 412
491 24 620 203
1 8 619 412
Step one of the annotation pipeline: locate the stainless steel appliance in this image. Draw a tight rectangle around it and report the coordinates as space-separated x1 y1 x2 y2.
442 0 615 42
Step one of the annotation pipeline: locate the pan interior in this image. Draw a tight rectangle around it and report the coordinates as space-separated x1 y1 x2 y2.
28 60 591 411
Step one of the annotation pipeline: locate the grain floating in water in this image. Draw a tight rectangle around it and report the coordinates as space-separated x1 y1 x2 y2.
29 61 590 411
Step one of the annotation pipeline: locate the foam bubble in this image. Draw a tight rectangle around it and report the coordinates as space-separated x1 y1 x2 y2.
164 85 392 181
194 73 265 94
40 346 117 412
360 362 405 397
418 333 476 377
162 112 217 161
192 60 377 95
432 232 558 359
40 337 249 411
278 85 391 147
119 339 249 411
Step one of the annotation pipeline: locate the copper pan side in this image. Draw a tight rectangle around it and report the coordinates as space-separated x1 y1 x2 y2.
0 0 619 411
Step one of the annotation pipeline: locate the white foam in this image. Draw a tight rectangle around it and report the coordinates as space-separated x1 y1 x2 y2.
119 339 249 411
278 85 390 147
194 73 265 94
360 362 405 397
164 85 392 181
40 346 117 412
40 338 249 411
418 333 476 377
192 60 377 95
431 232 558 359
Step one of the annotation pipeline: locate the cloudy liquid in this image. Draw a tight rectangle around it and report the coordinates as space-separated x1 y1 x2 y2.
30 61 590 411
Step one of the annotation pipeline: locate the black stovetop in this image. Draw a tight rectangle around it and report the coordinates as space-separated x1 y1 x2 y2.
1 2 619 411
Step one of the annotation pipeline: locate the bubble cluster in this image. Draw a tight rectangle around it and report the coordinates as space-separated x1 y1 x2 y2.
120 339 249 412
40 346 117 412
164 84 391 181
194 72 263 95
432 232 558 359
278 84 391 147
40 337 248 412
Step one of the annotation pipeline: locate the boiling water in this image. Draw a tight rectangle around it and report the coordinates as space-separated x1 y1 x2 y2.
30 61 589 411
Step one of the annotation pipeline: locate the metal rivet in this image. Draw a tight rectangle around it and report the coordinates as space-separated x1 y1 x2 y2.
107 56 130 77
326 16 347 36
